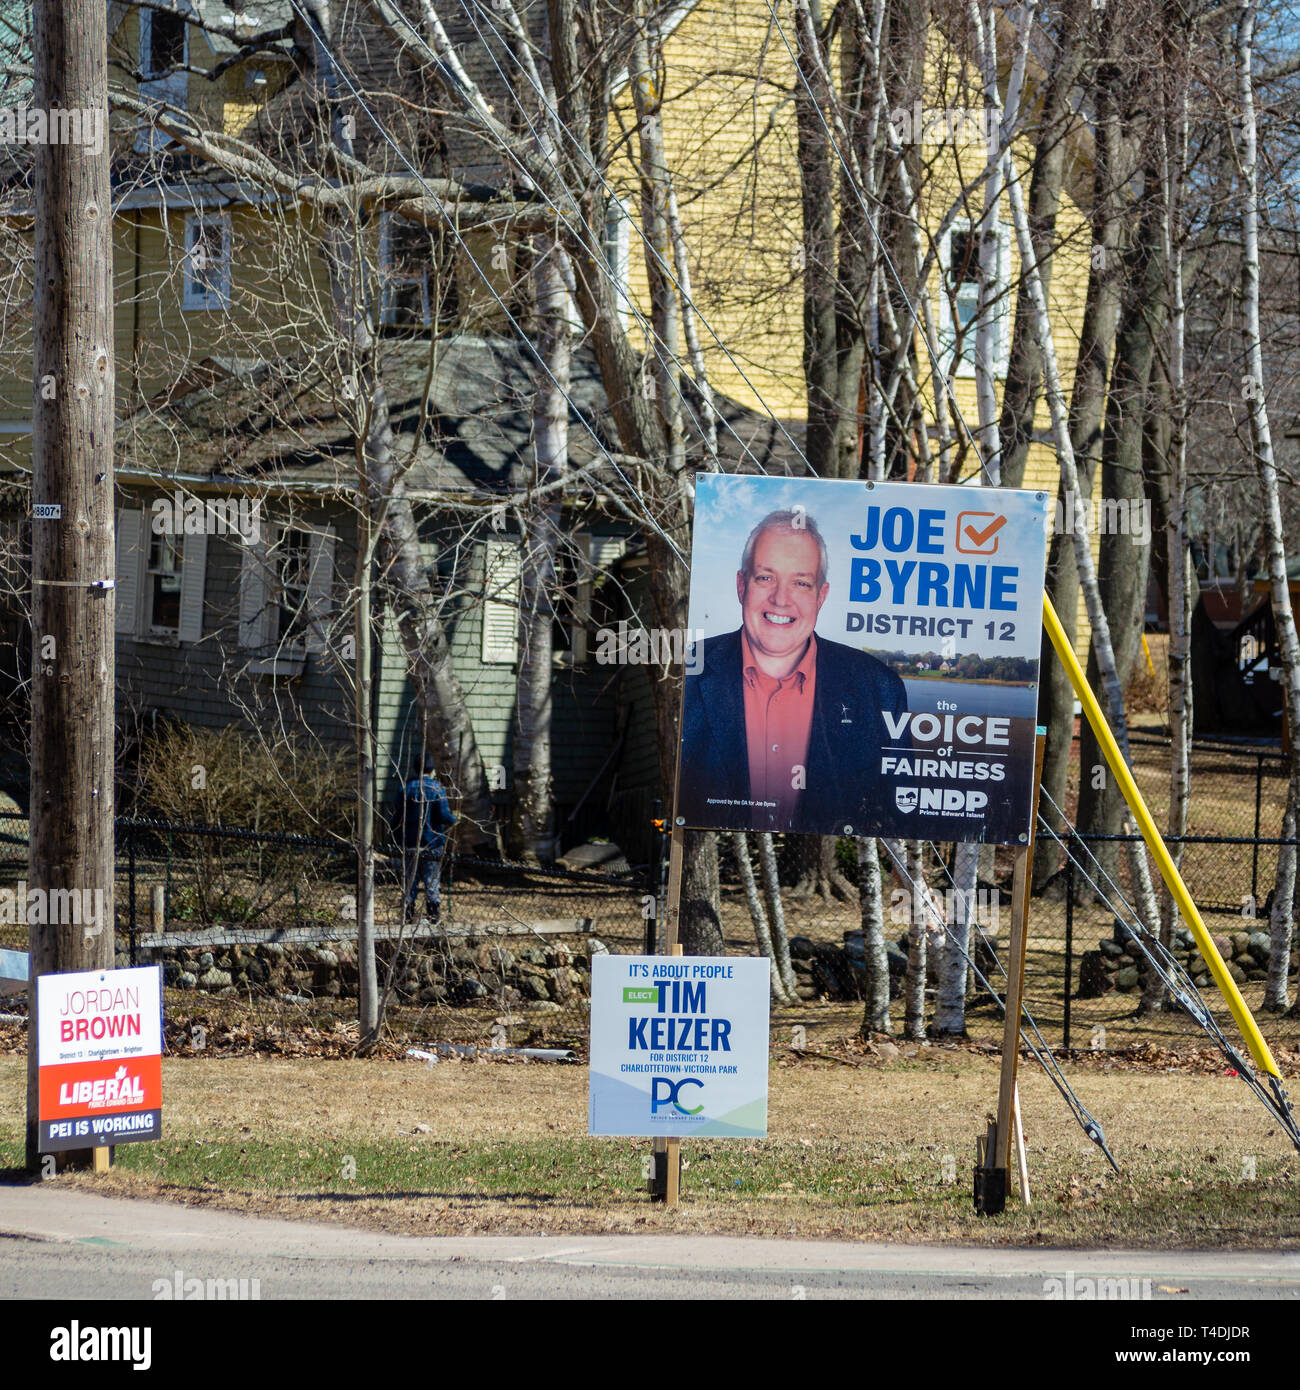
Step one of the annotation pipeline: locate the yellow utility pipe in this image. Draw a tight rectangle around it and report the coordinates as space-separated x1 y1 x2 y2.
1042 594 1282 1080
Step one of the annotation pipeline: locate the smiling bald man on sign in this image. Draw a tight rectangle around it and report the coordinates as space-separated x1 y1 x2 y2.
678 509 907 836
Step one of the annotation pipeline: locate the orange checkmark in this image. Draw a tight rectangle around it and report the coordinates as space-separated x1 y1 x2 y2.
957 512 1007 553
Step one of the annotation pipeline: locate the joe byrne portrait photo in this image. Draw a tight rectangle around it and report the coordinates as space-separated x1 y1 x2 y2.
677 505 908 836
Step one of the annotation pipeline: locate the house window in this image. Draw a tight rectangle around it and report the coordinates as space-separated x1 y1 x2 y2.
939 218 1009 379
114 507 207 644
603 197 632 328
238 521 336 671
182 211 231 310
272 525 312 653
136 4 190 153
379 214 457 331
145 530 183 634
146 9 186 76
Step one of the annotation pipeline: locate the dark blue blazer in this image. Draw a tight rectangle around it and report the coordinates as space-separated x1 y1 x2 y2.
678 628 908 836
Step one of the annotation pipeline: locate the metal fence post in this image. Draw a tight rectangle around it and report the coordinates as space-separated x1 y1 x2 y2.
127 820 137 967
1253 753 1263 905
1063 850 1074 1052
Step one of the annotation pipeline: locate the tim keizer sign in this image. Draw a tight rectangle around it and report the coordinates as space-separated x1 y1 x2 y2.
677 474 1050 844
588 955 769 1137
37 965 163 1151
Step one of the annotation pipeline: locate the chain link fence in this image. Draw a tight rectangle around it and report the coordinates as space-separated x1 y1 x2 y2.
2 733 1299 1055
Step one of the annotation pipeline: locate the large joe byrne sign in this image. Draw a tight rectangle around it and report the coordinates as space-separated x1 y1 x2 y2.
588 955 769 1137
677 474 1050 845
37 965 163 1151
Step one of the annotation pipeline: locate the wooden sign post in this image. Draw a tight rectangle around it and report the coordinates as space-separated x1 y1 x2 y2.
649 823 686 1206
976 728 1046 1215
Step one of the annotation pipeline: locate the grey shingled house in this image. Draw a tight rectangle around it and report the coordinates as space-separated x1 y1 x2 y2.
107 333 803 861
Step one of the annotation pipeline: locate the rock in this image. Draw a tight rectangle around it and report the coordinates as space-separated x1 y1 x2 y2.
1230 932 1251 957
199 951 215 971
519 975 550 1002
520 947 548 966
419 984 447 1003
260 942 285 960
876 1041 900 1062
198 967 232 990
161 961 181 986
789 936 819 958
452 978 488 1003
177 971 197 990
450 946 477 969
795 984 817 1000
1098 939 1124 960
1078 951 1114 999
1114 966 1140 992
312 947 339 968
1193 973 1209 988
1229 962 1248 985
1175 927 1195 949
586 937 609 956
1249 932 1271 961
1237 954 1257 972
1211 936 1234 961
493 949 516 973
524 1000 561 1012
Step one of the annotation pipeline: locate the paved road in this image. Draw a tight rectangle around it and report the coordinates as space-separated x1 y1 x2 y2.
2 1184 1298 1299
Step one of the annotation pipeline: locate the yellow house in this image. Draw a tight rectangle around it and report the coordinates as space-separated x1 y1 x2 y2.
611 0 1102 650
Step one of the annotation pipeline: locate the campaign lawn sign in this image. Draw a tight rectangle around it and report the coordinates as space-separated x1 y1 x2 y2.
588 955 769 1137
678 474 1051 844
37 965 163 1151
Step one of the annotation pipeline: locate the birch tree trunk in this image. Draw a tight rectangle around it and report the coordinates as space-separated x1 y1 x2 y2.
1156 34 1193 1014
858 837 892 1034
1234 0 1300 1012
758 833 798 996
733 833 790 1002
935 841 979 1035
1000 27 1163 949
1035 26 1132 891
512 239 569 863
904 840 929 1040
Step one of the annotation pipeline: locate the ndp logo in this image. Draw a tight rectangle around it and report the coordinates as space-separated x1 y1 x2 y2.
651 1076 704 1116
894 786 988 816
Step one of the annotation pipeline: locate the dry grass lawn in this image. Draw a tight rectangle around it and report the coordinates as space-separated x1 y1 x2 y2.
3 1045 1298 1248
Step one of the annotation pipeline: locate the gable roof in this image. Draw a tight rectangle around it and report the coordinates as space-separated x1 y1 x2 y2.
110 332 806 498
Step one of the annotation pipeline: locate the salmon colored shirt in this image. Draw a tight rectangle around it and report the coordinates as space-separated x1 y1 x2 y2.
742 630 817 824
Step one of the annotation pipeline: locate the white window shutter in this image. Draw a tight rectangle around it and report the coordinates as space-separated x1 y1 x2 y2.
238 534 270 648
481 540 521 665
305 525 336 654
177 529 207 643
571 532 592 664
115 509 144 636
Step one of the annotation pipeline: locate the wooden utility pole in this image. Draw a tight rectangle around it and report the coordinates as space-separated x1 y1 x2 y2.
25 0 117 1172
